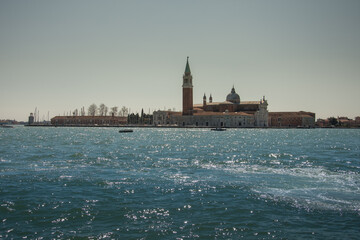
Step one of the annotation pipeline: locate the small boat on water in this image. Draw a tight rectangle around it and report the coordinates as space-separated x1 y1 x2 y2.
0 125 14 128
211 128 226 131
119 129 133 133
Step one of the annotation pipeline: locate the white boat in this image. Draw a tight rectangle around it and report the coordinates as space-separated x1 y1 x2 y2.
0 125 14 128
211 128 226 131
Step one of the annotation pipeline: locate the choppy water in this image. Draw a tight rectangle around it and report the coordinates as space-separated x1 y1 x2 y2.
0 127 359 239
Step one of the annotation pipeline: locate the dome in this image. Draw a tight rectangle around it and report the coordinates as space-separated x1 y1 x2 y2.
226 87 240 104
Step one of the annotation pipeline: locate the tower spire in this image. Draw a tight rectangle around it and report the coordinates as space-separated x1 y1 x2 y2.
182 57 193 115
185 56 191 74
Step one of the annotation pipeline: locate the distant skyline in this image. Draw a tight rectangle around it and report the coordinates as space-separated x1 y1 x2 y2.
1 0 359 121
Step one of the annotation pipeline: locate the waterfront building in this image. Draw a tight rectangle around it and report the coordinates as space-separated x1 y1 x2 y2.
337 117 358 127
51 115 127 126
268 111 315 128
316 116 359 128
153 58 269 127
316 118 329 128
28 113 34 125
355 116 360 125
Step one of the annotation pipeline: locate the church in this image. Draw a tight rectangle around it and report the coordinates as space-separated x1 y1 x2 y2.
153 57 269 128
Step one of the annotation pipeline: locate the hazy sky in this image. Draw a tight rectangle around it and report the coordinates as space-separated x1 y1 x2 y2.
1 0 359 121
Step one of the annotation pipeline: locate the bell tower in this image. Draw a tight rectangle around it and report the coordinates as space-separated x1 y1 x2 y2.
182 57 193 115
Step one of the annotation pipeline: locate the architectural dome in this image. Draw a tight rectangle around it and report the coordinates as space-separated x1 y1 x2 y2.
226 86 240 104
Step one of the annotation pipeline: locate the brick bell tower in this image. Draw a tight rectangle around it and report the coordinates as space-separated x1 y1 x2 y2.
182 57 193 115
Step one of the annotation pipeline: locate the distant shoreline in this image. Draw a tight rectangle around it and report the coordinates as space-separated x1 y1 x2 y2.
22 124 359 129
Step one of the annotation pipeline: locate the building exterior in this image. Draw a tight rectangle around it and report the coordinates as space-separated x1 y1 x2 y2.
268 111 315 127
51 115 127 126
153 111 179 126
153 58 269 127
28 113 34 125
182 57 193 116
316 118 329 127
337 117 359 127
355 116 360 125
316 116 360 128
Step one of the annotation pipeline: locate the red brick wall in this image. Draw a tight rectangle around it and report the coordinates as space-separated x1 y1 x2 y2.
268 112 315 127
183 87 193 115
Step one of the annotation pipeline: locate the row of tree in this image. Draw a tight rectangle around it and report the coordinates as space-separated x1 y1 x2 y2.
69 105 155 124
62 105 155 125
127 109 153 124
70 104 129 117
87 104 129 116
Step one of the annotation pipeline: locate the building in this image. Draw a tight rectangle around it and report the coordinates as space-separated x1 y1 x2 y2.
355 116 360 125
268 111 315 127
28 113 34 125
337 117 357 127
51 115 127 126
153 58 269 127
316 116 360 128
316 118 329 127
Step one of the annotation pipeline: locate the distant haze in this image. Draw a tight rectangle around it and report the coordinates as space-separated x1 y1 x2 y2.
1 0 359 121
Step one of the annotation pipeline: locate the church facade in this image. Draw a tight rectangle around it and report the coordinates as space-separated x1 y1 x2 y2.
153 58 269 128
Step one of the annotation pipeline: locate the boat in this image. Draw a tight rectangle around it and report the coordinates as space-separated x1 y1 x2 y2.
0 125 14 128
119 129 133 133
211 128 226 131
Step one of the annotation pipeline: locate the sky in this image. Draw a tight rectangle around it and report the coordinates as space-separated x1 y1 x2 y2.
0 0 359 121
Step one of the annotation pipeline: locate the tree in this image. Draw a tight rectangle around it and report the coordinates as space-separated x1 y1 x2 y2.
98 103 108 116
328 117 338 126
81 107 86 116
119 106 129 117
110 106 118 116
88 104 97 116
128 113 139 124
140 108 144 123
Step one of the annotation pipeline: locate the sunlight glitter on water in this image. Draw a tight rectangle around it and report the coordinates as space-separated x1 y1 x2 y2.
0 127 359 239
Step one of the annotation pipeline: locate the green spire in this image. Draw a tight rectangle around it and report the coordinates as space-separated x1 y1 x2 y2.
185 56 191 74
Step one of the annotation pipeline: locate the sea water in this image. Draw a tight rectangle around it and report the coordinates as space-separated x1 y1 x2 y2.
0 127 359 239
